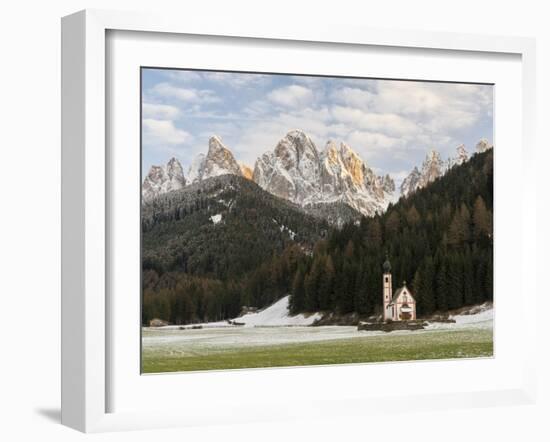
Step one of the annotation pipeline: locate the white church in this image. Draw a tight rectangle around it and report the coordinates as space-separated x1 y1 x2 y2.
382 256 417 321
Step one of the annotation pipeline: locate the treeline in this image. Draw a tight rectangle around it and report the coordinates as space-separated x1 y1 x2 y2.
290 149 494 317
142 244 310 325
142 150 493 324
141 175 328 280
142 271 242 325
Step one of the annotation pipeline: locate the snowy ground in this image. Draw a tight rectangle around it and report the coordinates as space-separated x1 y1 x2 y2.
159 295 321 330
143 296 493 357
425 304 493 331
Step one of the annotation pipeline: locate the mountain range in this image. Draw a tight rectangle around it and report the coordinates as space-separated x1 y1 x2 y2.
142 130 493 221
400 138 493 197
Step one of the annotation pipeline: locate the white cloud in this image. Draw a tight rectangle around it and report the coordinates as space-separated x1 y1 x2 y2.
331 106 420 137
143 119 191 146
142 103 181 119
201 72 271 88
161 70 203 83
331 87 375 108
268 85 314 108
149 83 219 104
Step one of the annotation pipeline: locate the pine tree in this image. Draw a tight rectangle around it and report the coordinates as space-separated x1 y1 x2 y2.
318 255 335 310
290 267 306 314
435 257 449 312
421 257 436 314
462 250 475 306
473 195 492 240
447 253 464 309
406 205 421 227
385 210 400 237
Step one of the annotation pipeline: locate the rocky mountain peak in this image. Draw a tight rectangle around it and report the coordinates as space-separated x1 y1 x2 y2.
476 138 493 153
142 157 186 202
400 149 445 198
448 144 469 169
188 136 243 184
239 163 253 180
254 131 394 217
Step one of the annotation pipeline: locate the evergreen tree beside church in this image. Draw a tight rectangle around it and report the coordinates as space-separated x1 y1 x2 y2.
289 148 493 317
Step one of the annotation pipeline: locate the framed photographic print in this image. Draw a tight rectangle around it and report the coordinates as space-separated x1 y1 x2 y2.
139 67 495 374
61 9 537 433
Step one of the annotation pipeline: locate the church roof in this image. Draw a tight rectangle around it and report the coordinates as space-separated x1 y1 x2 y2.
390 283 415 304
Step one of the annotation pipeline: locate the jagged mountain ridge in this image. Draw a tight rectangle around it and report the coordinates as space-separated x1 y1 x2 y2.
142 131 492 218
141 174 329 278
253 130 395 217
142 157 186 202
400 140 493 198
187 136 243 184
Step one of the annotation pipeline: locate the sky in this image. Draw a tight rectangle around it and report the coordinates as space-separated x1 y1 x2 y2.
141 68 493 186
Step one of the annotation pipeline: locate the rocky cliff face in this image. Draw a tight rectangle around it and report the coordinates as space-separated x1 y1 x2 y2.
253 130 322 205
400 150 444 198
239 163 254 180
187 136 243 183
476 138 493 153
142 157 186 201
253 130 395 217
401 139 492 198
447 144 469 169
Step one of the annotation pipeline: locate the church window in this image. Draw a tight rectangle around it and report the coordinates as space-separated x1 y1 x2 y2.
385 277 389 283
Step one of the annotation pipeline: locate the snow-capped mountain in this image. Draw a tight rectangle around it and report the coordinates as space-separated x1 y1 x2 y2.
447 144 469 169
401 139 492 198
476 138 493 153
253 130 395 217
187 136 243 184
400 150 444 197
142 157 186 201
253 130 321 205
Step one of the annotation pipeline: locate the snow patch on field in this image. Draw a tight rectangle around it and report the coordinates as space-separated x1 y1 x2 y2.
236 295 321 327
426 305 493 330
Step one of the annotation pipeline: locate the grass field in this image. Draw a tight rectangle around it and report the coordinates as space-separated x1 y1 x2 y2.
142 327 493 373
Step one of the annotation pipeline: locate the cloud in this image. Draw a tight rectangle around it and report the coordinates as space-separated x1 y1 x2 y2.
142 103 181 119
331 106 420 137
268 85 314 107
149 83 219 104
201 72 271 88
331 87 375 108
141 68 493 179
143 119 191 146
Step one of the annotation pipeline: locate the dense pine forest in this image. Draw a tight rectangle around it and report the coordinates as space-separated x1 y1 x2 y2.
142 149 493 325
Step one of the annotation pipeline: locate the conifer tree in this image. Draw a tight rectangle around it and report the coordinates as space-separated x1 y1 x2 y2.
462 250 475 306
435 257 449 312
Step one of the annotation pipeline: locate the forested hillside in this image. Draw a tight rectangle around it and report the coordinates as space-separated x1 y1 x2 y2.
141 175 330 324
289 149 493 316
141 150 493 325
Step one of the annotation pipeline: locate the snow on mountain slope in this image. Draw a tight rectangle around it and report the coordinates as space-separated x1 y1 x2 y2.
448 144 469 168
236 295 322 327
142 157 186 201
253 130 395 217
476 138 493 153
187 136 243 183
401 139 492 198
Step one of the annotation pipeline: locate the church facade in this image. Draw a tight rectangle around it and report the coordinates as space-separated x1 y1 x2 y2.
382 256 417 321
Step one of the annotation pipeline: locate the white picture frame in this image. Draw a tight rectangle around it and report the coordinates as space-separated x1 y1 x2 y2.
61 9 537 433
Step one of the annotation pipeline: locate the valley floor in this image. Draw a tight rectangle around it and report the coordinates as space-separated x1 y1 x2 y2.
142 304 493 373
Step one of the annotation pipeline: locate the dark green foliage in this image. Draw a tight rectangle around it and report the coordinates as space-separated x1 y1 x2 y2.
290 149 493 317
142 150 493 324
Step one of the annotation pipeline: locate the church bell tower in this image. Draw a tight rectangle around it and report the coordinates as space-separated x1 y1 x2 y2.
382 255 393 321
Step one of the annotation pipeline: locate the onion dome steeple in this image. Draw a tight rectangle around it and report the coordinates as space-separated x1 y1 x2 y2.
383 253 391 273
